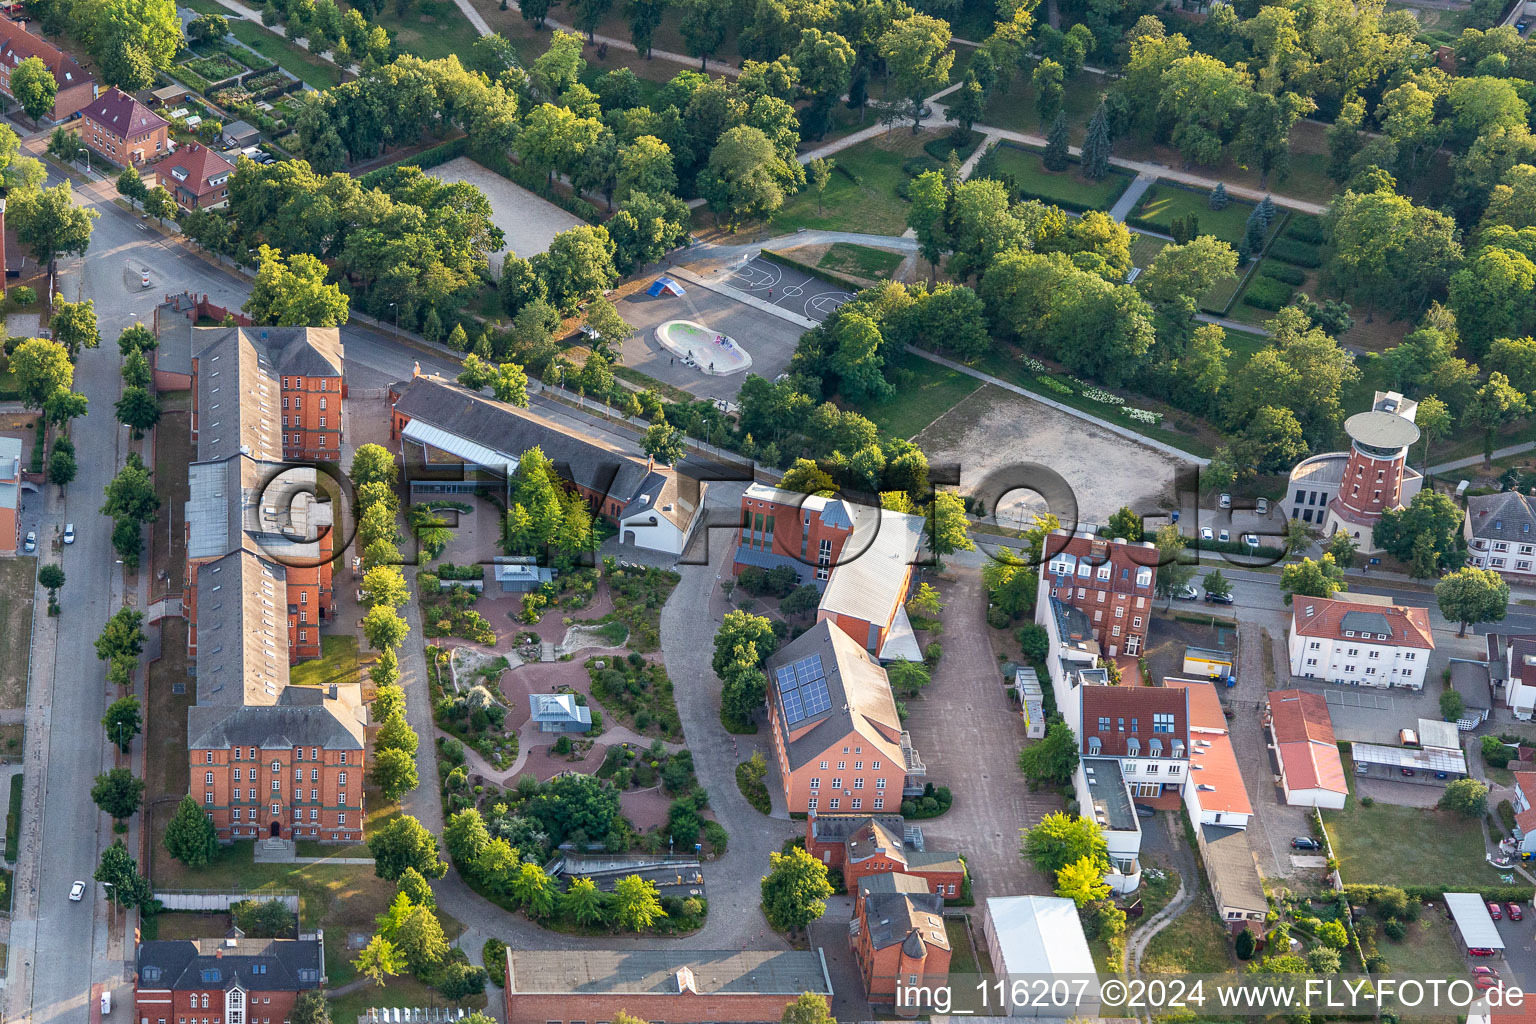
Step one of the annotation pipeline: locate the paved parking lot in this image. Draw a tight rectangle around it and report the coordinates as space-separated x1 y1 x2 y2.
1496 912 1536 994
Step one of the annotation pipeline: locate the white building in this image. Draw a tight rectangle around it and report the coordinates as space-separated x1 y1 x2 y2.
1167 678 1252 829
1266 690 1348 810
1288 593 1434 689
982 896 1099 1017
1465 490 1536 579
1490 633 1536 719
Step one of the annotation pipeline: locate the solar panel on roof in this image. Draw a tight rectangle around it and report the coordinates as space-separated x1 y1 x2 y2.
778 654 830 725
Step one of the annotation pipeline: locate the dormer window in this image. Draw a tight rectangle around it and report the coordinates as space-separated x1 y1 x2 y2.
1344 630 1355 637
1149 737 1163 756
1126 736 1141 754
1496 520 1503 530
1087 736 1101 754
1135 567 1152 587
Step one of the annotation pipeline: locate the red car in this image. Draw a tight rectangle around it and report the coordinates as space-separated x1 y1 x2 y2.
1474 966 1500 977
1470 947 1499 956
1477 976 1503 990
1489 902 1504 920
1508 903 1524 921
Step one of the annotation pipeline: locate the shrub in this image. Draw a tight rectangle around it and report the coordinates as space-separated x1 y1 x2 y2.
482 937 507 974
1261 261 1306 286
1268 238 1323 267
1383 918 1407 941
1286 214 1327 244
1242 276 1294 311
1500 799 1518 834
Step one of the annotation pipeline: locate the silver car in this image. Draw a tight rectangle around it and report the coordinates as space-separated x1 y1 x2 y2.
23 531 35 552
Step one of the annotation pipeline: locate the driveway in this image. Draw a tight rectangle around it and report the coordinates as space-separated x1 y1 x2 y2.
900 567 1060 900
1496 913 1536 994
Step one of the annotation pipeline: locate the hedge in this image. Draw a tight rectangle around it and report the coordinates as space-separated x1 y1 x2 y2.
1403 884 1536 903
1185 534 1287 559
1243 275 1295 311
357 136 469 189
4 773 20 861
1261 261 1307 286
1286 213 1327 245
1269 237 1323 267
760 248 865 291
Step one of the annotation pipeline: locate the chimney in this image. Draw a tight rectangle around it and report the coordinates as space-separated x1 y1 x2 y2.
412 360 421 378
215 948 224 958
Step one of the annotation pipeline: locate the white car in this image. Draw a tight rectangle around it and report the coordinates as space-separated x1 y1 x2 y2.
1174 583 1200 600
1200 526 1214 541
62 523 74 545
1244 534 1260 548
1219 492 1232 509
69 880 85 902
1256 497 1270 515
1219 528 1230 542
23 531 35 552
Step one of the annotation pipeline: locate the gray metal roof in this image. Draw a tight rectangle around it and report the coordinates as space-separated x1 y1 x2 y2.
1467 491 1536 542
505 949 832 995
1351 741 1467 773
1345 409 1420 448
1450 659 1493 711
1200 825 1266 913
818 509 921 629
766 621 903 771
1339 610 1393 637
191 326 341 465
187 689 365 750
858 888 947 952
1446 892 1506 949
193 550 288 708
136 937 323 991
1082 757 1138 833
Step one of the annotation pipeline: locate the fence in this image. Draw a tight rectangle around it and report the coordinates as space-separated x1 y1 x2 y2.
154 889 299 913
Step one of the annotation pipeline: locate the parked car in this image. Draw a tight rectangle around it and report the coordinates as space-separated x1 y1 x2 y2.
1508 903 1523 921
1174 584 1200 600
1134 804 1156 818
69 880 85 902
1356 762 1369 774
1243 534 1259 548
1256 497 1269 514
1219 528 1230 542
62 523 74 545
23 531 35 553
1401 767 1416 776
1476 975 1503 990
1517 18 1529 30
1219 493 1232 508
1291 836 1322 850
1489 902 1503 920
1470 947 1499 957
1205 592 1235 605
1474 966 1500 977
1200 526 1214 541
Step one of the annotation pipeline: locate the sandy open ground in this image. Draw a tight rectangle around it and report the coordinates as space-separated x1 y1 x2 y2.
427 155 586 275
915 384 1193 529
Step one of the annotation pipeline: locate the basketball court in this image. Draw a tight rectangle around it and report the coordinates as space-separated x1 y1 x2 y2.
725 252 855 324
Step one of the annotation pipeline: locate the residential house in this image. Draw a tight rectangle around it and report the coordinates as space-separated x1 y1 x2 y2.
390 373 703 556
1508 773 1536 858
502 949 833 1024
75 87 169 165
134 933 324 1024
849 873 950 1005
1466 491 1536 579
1266 690 1348 809
0 19 96 122
1288 593 1434 689
732 483 924 660
1167 678 1252 828
1449 659 1494 728
982 896 1099 1018
1489 633 1536 720
529 693 591 733
1039 529 1158 658
0 435 18 555
154 143 235 210
765 620 921 815
802 814 965 896
1034 596 1102 707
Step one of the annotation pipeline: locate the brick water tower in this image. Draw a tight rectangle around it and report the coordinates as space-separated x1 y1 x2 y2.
1322 406 1421 546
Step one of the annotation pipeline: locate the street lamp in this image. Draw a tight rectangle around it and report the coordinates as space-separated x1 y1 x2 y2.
388 302 399 335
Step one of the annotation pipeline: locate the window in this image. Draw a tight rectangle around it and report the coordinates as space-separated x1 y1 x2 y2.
233 809 241 820
206 771 214 785
875 778 886 789
1153 713 1175 733
807 797 818 810
873 797 884 809
271 780 280 791
1405 652 1417 660
294 768 302 781
340 752 347 764
205 792 213 805
339 772 347 785
311 769 319 781
1167 764 1181 775
828 798 839 809
338 813 346 826
854 761 863 770
320 397 327 410
819 761 828 770
871 761 880 770
837 761 846 770
853 778 864 789
831 778 842 789
809 778 819 789
233 768 241 781
851 798 861 809
1309 641 1320 650
271 762 280 773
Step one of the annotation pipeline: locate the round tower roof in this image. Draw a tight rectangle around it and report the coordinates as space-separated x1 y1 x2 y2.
1345 410 1420 448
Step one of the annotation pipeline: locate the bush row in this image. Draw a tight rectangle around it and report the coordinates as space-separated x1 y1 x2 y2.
1243 275 1296 311
1261 261 1307 286
1269 237 1323 268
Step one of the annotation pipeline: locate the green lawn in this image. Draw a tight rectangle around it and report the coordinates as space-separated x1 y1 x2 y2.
1129 232 1168 269
1323 779 1496 888
289 635 364 688
767 130 943 236
1142 885 1234 973
945 918 994 976
976 142 1134 211
177 0 344 89
355 0 481 61
852 351 982 439
817 242 904 280
0 558 35 711
979 69 1108 137
1131 183 1260 248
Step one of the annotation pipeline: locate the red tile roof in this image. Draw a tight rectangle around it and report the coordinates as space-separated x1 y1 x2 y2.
1170 677 1227 733
1291 595 1434 649
1079 686 1188 756
0 18 90 89
158 143 234 196
1164 679 1252 816
1268 690 1347 796
1513 773 1536 835
83 87 168 140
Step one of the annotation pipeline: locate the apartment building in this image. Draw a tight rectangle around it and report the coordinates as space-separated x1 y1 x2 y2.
1466 491 1536 579
134 935 324 1024
849 873 950 1004
1040 529 1157 658
75 87 168 165
1288 593 1434 689
803 814 964 896
0 19 95 121
154 142 236 211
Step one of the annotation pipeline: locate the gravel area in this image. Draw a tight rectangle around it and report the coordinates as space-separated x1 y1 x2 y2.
426 155 586 275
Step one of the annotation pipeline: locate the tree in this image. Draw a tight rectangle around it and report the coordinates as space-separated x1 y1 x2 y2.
103 696 141 752
807 158 833 216
907 171 950 280
372 747 420 802
9 181 97 274
11 56 57 122
886 658 930 697
10 338 73 410
91 767 144 820
908 582 943 619
1439 777 1489 818
760 846 833 937
361 566 410 609
164 793 218 867
771 996 834 1024
946 73 985 134
924 491 974 569
582 297 635 354
45 126 87 165
393 904 449 975
1415 395 1452 472
1153 523 1196 606
491 361 530 407
1043 110 1070 172
534 226 618 313
188 11 230 42
1107 507 1144 542
1279 555 1346 605
700 125 791 229
1374 489 1465 576
678 0 727 69
115 387 161 440
353 935 406 986
117 322 157 356
1466 372 1530 465
368 815 447 880
244 245 349 326
1436 566 1509 637
142 186 177 225
1440 688 1465 723
879 15 953 132
561 875 608 925
363 605 410 652
396 867 435 910
50 299 99 356
1081 101 1113 180
1202 569 1232 600
1055 854 1110 907
1325 531 1357 570
38 563 64 609
1018 719 1078 787
1032 58 1065 128
1326 188 1462 320
95 838 151 909
611 873 667 931
1022 811 1107 875
290 992 331 1024
616 135 676 203
640 423 686 466
1234 91 1314 187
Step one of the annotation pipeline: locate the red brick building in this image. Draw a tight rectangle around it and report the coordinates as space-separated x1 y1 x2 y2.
849 873 950 1004
766 621 920 815
503 949 832 1023
134 934 323 1024
75 86 169 165
0 19 96 122
804 814 965 896
154 143 236 211
1041 530 1158 658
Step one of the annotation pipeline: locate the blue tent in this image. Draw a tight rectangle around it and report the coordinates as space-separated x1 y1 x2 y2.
647 276 686 297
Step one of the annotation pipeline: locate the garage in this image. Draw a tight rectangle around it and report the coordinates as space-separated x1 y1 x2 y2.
1447 892 1507 958
1351 741 1467 787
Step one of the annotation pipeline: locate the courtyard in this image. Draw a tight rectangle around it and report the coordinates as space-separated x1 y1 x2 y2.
426 155 588 275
